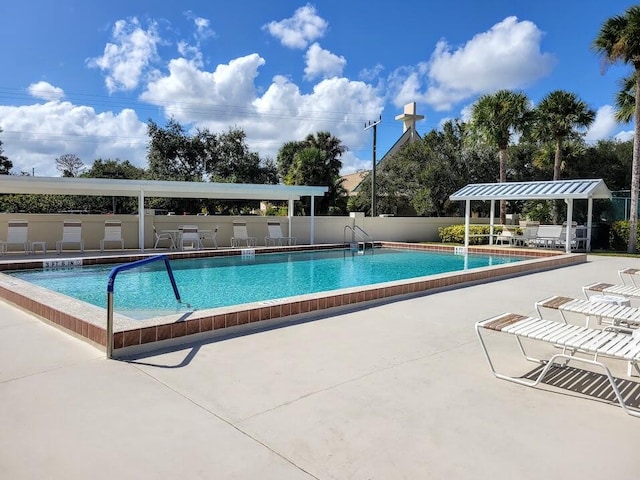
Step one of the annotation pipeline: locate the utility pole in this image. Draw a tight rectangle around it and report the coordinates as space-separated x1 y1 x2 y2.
365 115 381 217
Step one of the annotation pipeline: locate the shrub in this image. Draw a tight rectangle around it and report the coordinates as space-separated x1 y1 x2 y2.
609 220 640 251
438 225 504 245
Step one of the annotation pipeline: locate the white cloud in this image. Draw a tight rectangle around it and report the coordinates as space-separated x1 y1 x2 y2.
390 16 555 111
184 12 214 41
87 18 160 93
585 105 618 143
359 64 384 82
263 4 328 49
27 81 65 101
615 130 634 142
140 54 266 123
304 43 346 80
0 101 148 176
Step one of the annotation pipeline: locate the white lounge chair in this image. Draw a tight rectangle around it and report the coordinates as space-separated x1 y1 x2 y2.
583 282 640 301
179 225 202 251
200 225 218 249
618 268 640 287
56 220 84 254
476 312 640 417
495 227 516 246
100 220 124 252
231 221 256 248
265 220 296 246
536 295 640 329
529 224 563 248
0 219 31 255
153 226 176 250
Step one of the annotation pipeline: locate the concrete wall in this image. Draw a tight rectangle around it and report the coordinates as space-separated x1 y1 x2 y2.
0 214 478 250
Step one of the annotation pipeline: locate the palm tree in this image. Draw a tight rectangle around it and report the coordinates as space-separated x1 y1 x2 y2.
470 89 531 224
615 72 635 123
594 6 640 252
531 90 595 223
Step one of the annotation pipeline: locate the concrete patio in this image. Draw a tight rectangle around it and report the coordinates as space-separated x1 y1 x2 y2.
0 254 638 479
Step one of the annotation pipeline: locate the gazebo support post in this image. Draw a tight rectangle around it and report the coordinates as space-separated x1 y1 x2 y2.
489 199 495 245
464 199 471 249
288 198 294 239
564 198 573 254
586 197 593 252
310 196 316 245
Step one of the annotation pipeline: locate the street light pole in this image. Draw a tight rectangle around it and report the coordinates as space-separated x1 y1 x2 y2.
365 115 381 217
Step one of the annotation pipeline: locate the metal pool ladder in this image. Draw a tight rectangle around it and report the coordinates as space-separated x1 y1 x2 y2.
343 225 375 254
106 254 183 358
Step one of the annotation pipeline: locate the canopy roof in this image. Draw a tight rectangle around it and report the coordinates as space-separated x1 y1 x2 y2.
0 176 328 200
450 179 611 202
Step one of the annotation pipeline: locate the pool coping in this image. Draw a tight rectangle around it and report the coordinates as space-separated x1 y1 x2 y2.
0 242 585 357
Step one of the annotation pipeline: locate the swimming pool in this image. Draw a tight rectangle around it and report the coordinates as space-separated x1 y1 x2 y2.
8 248 522 318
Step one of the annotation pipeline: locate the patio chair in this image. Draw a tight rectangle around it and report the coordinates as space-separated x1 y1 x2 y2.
56 219 84 254
475 312 640 417
200 225 218 249
535 295 640 329
231 220 256 248
529 224 563 248
495 227 516 246
179 225 202 251
153 226 176 250
100 219 124 252
265 220 296 246
514 222 539 247
0 219 31 255
619 268 640 287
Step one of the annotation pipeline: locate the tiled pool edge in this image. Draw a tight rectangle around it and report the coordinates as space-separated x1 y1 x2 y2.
0 243 584 356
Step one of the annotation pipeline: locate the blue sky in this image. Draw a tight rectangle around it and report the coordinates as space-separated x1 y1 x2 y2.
0 0 636 177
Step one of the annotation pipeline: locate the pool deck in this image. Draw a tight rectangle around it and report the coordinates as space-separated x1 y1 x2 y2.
1 253 639 479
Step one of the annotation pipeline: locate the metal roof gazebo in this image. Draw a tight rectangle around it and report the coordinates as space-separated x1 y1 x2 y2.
0 176 329 251
449 179 612 253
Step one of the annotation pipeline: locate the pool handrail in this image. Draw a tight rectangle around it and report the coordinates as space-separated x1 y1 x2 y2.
106 254 181 358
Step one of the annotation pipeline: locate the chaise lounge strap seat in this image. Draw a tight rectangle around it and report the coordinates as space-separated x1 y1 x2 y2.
536 295 640 328
476 312 640 417
583 282 640 299
619 268 640 287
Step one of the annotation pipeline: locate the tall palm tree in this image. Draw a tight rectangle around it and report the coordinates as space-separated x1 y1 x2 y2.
531 90 595 223
470 89 531 224
594 6 640 252
615 72 636 123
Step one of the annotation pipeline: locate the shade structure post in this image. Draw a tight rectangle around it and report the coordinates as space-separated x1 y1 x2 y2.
288 198 294 238
138 190 145 252
489 199 495 245
464 200 471 248
586 197 593 252
310 196 315 245
565 199 573 254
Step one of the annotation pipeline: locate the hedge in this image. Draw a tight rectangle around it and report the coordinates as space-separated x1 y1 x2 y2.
438 225 506 245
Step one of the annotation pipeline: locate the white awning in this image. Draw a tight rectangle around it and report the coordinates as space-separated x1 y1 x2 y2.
450 179 611 201
0 176 328 200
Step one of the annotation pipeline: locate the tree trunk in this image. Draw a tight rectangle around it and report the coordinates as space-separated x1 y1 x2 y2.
629 69 640 253
552 137 562 224
498 148 507 224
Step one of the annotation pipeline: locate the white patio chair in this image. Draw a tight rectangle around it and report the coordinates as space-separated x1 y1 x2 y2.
231 220 257 248
476 312 640 417
200 225 218 248
0 219 31 255
179 225 202 250
100 219 124 252
56 219 84 254
265 220 296 246
153 226 176 250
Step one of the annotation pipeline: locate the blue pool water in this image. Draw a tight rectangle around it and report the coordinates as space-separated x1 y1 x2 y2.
8 248 523 318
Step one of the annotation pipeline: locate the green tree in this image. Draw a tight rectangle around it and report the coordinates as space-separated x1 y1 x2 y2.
470 89 531 224
0 128 12 174
615 73 636 123
277 131 347 215
594 5 640 252
55 153 84 177
81 159 147 213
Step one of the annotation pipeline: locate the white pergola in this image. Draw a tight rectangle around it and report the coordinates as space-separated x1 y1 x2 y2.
0 176 328 251
449 179 612 253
